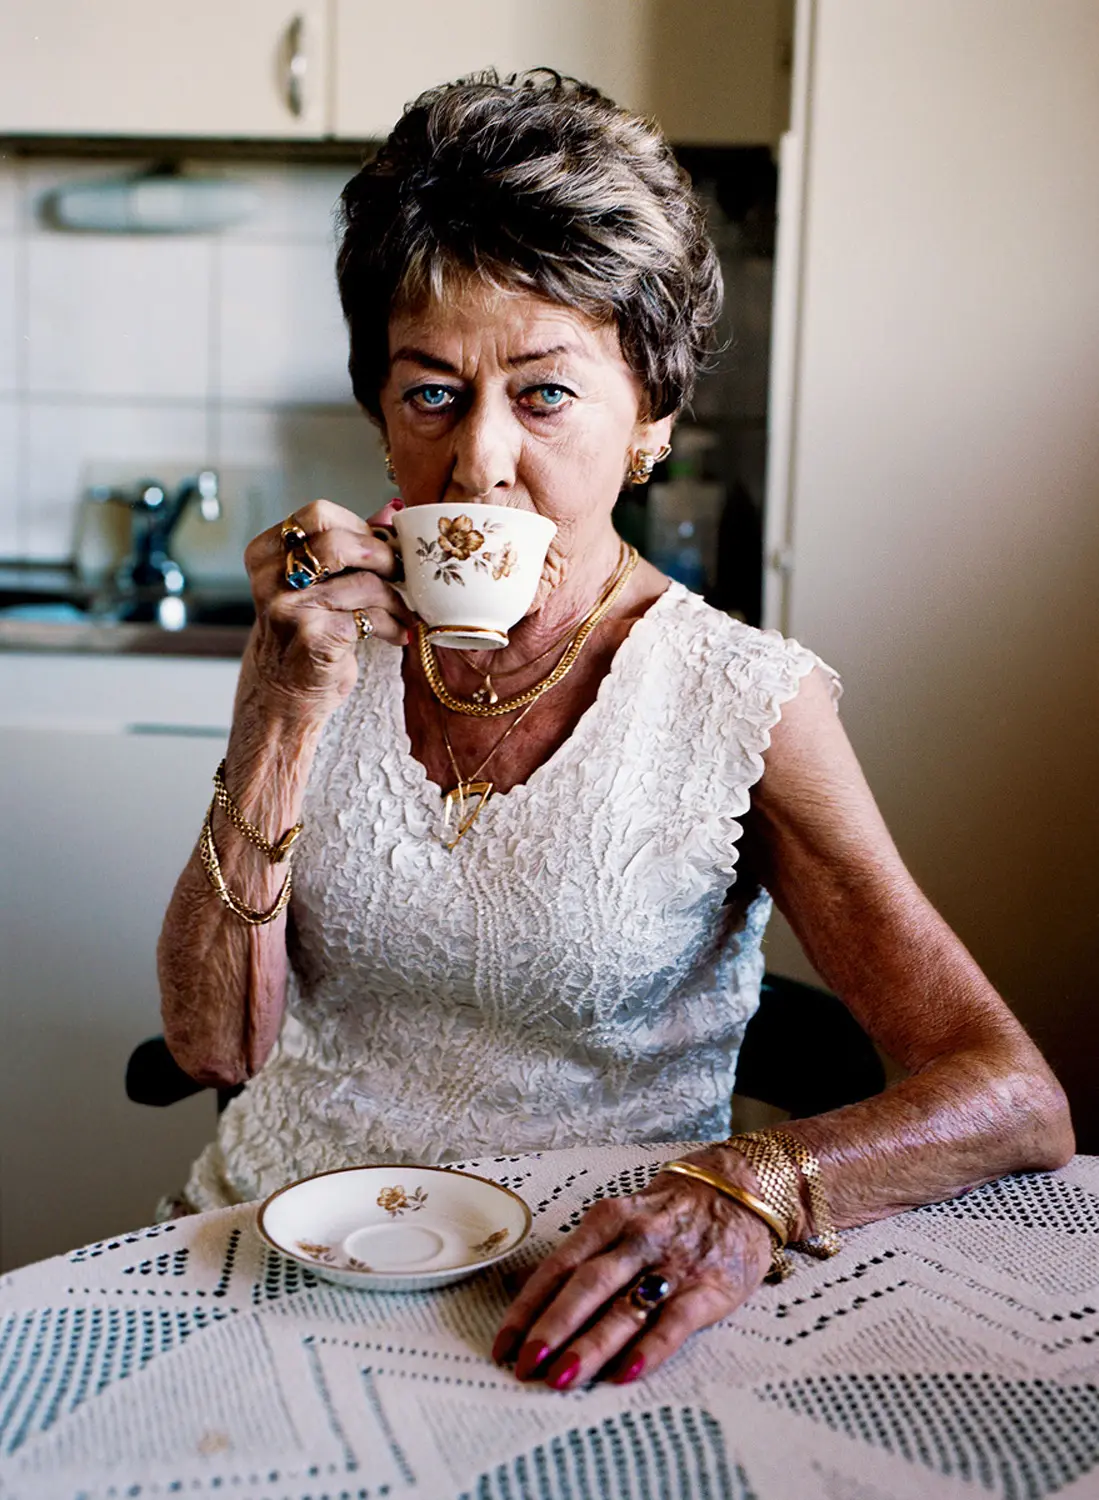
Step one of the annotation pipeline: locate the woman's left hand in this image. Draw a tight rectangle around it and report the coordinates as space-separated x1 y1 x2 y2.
492 1149 775 1388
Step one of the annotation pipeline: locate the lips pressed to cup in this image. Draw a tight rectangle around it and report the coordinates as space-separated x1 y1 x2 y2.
391 503 556 651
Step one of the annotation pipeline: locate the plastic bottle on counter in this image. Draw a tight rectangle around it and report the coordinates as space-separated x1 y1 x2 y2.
646 427 725 595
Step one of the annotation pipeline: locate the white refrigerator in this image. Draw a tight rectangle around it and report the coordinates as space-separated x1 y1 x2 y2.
763 0 1099 1143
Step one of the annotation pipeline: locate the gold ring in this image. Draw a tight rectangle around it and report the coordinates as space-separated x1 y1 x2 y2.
613 1299 650 1327
280 521 329 591
353 609 374 641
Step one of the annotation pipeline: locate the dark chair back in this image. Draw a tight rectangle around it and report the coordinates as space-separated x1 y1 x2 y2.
127 973 884 1122
125 1037 242 1114
734 973 886 1116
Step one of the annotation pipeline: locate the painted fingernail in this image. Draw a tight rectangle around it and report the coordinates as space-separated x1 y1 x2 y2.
515 1341 551 1381
492 1327 522 1365
390 497 405 510
613 1353 645 1385
548 1354 582 1391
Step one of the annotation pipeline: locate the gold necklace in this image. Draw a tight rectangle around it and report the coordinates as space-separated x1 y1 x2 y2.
438 696 544 848
455 617 582 706
417 543 638 718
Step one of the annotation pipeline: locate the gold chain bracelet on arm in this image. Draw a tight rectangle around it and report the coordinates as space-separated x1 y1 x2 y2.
199 802 293 926
212 759 302 863
658 1159 795 1281
724 1129 842 1267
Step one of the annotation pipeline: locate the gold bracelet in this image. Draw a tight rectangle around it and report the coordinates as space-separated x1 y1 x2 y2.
725 1130 841 1264
199 803 292 926
769 1130 842 1259
212 760 302 864
659 1159 794 1281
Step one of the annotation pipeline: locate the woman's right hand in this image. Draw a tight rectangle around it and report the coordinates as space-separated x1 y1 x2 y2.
244 497 412 722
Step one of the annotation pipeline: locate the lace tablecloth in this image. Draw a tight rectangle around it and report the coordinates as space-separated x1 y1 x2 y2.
2 1145 1098 1500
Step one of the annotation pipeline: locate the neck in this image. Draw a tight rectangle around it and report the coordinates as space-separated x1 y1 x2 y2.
465 531 626 678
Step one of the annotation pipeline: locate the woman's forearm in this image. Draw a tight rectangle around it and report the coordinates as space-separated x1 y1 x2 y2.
707 1031 1073 1241
157 654 330 1086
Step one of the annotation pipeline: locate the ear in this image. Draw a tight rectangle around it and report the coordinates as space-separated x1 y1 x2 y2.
632 410 675 456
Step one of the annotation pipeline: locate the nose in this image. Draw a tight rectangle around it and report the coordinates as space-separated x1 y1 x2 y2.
447 393 518 500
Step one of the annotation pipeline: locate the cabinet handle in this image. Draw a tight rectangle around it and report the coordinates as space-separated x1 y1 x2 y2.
285 14 307 118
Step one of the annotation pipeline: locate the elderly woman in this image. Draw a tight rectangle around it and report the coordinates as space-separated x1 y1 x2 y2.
159 72 1072 1390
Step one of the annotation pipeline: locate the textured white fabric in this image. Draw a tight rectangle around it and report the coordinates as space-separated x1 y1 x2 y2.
6 1151 1099 1500
186 583 839 1211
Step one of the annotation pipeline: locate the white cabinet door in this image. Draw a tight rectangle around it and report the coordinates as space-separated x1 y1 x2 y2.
0 653 240 1271
332 0 787 144
0 0 331 138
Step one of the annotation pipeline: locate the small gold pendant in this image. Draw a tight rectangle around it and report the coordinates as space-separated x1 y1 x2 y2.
471 677 499 706
441 780 493 849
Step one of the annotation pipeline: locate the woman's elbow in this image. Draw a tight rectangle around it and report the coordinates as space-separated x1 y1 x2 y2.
163 1031 251 1091
1000 1050 1075 1173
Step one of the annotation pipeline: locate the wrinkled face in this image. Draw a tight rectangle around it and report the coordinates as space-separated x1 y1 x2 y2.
378 281 671 555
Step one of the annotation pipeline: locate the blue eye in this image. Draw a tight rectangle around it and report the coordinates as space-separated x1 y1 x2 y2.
525 384 572 411
409 385 456 411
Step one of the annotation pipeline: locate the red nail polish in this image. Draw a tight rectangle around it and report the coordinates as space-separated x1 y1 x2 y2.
515 1341 551 1380
549 1354 581 1390
492 1327 521 1365
390 497 405 510
614 1353 645 1385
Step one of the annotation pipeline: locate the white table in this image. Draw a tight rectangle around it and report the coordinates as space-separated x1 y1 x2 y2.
2 1143 1098 1500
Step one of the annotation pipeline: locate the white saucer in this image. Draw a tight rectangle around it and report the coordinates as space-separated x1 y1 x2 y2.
256 1164 532 1292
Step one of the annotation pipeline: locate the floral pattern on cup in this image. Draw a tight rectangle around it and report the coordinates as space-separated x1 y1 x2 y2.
416 517 515 586
377 1185 429 1218
439 515 486 560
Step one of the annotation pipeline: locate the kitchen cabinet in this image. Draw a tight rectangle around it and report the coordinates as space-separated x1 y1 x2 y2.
1 0 790 146
0 653 240 1270
0 1 331 139
333 0 790 145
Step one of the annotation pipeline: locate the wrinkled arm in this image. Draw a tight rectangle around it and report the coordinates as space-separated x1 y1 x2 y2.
156 661 327 1086
722 665 1074 1235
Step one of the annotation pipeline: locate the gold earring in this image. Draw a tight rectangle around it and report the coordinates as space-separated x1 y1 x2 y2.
625 443 672 486
383 446 398 485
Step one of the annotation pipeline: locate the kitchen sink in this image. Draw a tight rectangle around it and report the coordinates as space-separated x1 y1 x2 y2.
0 568 255 629
0 566 255 653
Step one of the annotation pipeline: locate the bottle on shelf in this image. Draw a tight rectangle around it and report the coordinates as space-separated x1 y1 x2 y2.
645 427 726 596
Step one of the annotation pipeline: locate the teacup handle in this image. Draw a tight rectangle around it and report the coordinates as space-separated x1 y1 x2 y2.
372 525 405 585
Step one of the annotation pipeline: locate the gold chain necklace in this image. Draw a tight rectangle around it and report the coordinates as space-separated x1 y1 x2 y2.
454 616 582 706
417 543 638 718
438 695 544 848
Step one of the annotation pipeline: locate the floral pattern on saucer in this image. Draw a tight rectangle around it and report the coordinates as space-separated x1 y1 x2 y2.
377 1184 428 1218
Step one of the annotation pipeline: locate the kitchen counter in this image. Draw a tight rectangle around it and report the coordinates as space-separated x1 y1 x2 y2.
0 616 251 657
0 562 253 657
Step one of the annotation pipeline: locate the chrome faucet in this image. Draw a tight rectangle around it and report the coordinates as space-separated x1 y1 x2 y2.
91 471 221 597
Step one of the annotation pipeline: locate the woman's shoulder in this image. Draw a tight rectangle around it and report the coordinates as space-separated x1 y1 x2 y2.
654 581 842 707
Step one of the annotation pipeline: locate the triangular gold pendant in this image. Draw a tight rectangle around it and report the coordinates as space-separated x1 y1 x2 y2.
441 781 494 849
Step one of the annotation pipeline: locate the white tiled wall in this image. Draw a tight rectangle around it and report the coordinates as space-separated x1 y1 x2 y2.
0 154 390 566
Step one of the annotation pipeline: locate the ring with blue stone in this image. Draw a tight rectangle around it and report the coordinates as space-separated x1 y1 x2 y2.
627 1271 672 1313
280 519 329 590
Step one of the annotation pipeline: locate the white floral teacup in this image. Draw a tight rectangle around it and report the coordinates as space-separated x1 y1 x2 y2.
391 503 556 650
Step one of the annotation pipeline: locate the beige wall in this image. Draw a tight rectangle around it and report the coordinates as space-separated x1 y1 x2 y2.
765 0 1099 1142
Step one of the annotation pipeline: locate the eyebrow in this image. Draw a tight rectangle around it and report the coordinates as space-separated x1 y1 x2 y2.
390 343 577 373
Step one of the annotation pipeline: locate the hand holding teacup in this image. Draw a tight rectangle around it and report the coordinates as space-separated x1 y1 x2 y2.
244 497 412 720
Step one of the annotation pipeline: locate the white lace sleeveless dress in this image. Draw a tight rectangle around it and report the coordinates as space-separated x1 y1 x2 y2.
185 583 840 1211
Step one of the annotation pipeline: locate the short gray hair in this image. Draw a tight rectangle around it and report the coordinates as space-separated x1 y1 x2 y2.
336 70 722 421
